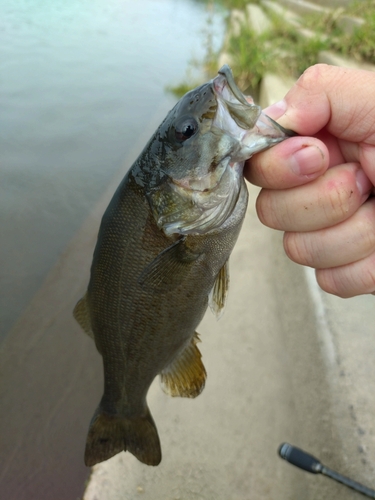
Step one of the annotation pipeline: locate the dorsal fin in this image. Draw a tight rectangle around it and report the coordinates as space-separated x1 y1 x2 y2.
208 260 229 319
160 332 206 398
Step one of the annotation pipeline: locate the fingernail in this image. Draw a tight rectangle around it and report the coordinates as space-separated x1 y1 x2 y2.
356 168 372 196
264 100 287 120
290 145 325 176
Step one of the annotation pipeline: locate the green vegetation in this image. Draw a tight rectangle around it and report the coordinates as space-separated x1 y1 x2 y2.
301 0 375 63
219 0 258 8
332 1 375 62
227 18 328 94
345 0 375 17
169 0 375 98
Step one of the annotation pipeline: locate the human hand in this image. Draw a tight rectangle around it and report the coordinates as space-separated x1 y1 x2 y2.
245 64 375 298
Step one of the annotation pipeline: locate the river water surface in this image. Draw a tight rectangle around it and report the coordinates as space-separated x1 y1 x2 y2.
1 0 224 339
0 1 224 498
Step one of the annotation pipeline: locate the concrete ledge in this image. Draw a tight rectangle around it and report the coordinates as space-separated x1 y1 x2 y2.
318 50 375 72
337 15 365 35
259 73 295 109
83 71 375 500
227 8 246 37
261 0 302 27
83 183 368 500
246 3 272 35
311 0 352 6
276 0 329 16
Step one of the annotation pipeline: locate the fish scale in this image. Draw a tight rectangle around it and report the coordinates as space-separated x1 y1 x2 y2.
74 65 294 467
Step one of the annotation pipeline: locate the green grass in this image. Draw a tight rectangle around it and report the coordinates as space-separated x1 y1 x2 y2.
345 0 375 17
333 4 375 63
213 0 260 9
226 14 329 94
301 0 375 64
168 0 375 99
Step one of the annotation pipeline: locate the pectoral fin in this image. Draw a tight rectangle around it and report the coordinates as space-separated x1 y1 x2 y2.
160 332 206 398
73 292 94 339
208 260 229 319
138 238 200 291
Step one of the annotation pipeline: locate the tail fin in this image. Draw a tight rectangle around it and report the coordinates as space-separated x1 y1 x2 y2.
84 409 161 467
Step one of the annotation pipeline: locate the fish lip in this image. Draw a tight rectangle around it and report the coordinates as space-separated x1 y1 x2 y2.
213 64 251 107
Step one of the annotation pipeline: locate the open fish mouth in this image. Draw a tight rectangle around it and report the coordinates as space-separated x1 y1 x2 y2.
212 64 295 157
170 65 262 194
171 154 231 193
148 65 295 236
212 64 262 132
214 65 254 107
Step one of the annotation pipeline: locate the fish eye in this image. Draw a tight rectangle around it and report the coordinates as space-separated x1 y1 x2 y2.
174 117 198 142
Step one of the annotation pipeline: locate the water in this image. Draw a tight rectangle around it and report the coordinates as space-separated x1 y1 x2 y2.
0 2 225 499
0 0 225 339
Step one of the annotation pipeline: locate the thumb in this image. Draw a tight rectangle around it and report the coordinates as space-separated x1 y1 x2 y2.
266 64 375 144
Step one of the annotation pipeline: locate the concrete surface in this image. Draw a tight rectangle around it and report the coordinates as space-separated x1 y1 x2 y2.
310 0 352 6
318 51 375 72
337 15 365 36
82 68 375 499
82 183 340 500
227 9 247 38
83 182 375 500
261 0 301 28
259 73 295 109
246 3 272 35
276 0 329 17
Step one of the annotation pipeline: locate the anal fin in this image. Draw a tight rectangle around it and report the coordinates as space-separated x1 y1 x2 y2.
73 292 94 339
160 332 206 398
208 260 229 319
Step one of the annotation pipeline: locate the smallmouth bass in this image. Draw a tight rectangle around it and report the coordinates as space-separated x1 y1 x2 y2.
74 65 293 467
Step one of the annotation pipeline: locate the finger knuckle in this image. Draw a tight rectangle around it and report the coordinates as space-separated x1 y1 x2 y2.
316 253 375 298
323 176 357 223
297 64 328 92
256 190 282 229
316 269 350 298
283 232 314 266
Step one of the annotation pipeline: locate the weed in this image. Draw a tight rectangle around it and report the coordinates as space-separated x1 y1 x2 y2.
169 0 375 98
226 10 328 92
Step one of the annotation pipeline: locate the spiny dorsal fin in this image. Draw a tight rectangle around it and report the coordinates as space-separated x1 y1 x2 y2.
160 332 206 398
73 292 94 339
208 260 229 319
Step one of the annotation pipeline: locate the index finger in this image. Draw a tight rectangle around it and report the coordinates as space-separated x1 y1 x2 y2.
245 135 329 189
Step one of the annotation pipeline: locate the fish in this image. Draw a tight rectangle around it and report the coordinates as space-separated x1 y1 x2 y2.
74 65 294 467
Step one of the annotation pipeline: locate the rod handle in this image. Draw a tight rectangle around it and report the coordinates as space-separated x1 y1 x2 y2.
278 443 322 473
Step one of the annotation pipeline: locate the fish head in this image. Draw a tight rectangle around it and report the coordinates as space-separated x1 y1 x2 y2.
153 79 226 192
142 65 294 235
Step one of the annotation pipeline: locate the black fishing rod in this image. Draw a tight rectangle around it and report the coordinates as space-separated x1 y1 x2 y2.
278 443 375 499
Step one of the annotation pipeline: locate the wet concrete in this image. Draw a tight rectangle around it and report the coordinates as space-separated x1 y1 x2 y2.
81 71 375 499
82 183 362 500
